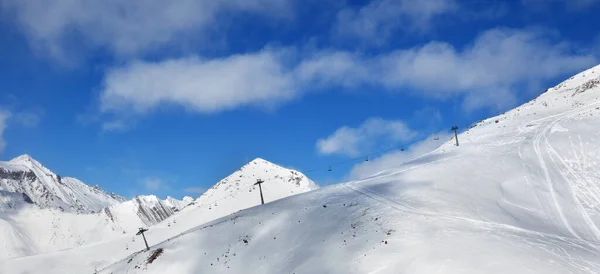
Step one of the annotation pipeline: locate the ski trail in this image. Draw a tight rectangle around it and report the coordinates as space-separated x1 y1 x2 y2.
544 135 600 241
342 183 600 251
523 101 600 241
532 116 582 240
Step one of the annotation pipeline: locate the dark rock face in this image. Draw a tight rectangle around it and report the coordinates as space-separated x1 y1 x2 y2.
0 168 37 182
21 193 34 204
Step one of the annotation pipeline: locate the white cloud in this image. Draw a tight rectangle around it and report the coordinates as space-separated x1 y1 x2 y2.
142 177 164 191
101 49 297 115
0 111 11 154
377 28 597 109
317 118 417 157
349 132 453 179
334 0 458 43
98 28 596 122
184 187 205 195
3 0 293 59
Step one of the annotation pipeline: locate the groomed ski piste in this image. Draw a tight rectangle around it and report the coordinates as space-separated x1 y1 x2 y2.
3 65 600 273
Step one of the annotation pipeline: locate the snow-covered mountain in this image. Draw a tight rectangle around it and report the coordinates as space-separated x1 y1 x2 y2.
195 157 318 208
7 64 600 273
0 155 125 213
89 65 600 273
104 195 177 228
0 158 319 273
0 155 195 260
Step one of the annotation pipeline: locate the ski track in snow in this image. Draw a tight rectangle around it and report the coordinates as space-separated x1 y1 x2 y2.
527 101 600 242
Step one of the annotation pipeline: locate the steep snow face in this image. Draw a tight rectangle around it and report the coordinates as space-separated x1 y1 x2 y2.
89 65 600 274
0 155 124 213
163 196 193 212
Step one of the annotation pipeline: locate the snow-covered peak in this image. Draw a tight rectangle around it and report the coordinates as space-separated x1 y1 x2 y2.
104 195 175 227
0 155 124 213
182 196 194 204
9 154 54 175
163 196 193 211
9 154 37 165
197 158 318 205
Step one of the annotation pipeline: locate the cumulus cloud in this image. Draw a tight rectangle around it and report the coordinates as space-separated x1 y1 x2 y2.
3 0 293 59
349 132 453 179
377 28 597 109
101 49 297 115
0 111 11 154
99 28 596 119
335 0 458 43
317 118 417 157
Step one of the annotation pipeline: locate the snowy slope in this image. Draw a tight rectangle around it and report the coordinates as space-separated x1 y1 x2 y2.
90 65 600 273
0 158 319 273
0 194 190 260
0 155 125 213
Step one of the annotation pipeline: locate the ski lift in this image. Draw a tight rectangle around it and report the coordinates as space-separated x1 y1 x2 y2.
365 156 369 162
434 136 439 140
328 166 332 172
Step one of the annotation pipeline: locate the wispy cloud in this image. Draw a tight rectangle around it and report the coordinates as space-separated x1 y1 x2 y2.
13 109 44 127
142 177 166 192
3 0 293 60
0 110 11 154
317 118 417 157
334 0 458 43
184 187 205 195
522 0 599 10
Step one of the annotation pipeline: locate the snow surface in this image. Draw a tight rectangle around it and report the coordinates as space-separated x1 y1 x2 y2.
0 158 318 272
4 65 600 273
93 64 600 274
0 156 198 260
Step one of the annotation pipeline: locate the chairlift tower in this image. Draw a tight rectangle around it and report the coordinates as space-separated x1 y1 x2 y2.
254 179 265 205
451 126 460 146
136 227 150 251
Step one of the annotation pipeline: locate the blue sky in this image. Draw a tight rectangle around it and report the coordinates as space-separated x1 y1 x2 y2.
0 0 598 199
